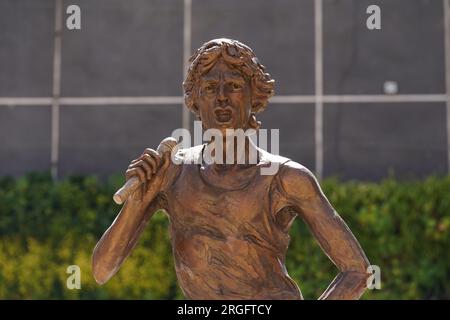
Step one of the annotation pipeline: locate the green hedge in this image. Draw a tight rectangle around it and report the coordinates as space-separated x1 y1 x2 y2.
0 172 449 299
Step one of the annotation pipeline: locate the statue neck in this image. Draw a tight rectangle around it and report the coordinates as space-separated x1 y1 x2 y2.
203 135 259 167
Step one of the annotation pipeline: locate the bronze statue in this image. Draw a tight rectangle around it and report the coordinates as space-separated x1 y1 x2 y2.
92 38 370 300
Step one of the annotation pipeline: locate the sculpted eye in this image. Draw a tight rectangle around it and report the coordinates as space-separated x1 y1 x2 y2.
204 84 215 93
231 83 242 90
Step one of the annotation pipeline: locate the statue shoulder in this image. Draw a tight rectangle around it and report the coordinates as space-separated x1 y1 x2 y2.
257 148 290 167
277 159 322 200
258 149 315 175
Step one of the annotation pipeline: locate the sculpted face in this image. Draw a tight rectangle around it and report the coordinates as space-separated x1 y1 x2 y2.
197 60 252 134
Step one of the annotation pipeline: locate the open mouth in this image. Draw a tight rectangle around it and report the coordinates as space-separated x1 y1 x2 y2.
214 108 233 123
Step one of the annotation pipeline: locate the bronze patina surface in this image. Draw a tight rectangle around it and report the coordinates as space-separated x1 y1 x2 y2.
92 39 370 300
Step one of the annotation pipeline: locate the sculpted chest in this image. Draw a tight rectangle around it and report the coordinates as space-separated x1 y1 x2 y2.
164 164 270 232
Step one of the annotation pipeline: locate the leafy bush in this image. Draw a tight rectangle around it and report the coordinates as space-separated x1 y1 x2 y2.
0 172 449 299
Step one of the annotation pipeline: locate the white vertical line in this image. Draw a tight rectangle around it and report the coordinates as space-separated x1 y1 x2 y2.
183 0 192 130
51 0 63 179
314 0 324 180
444 0 450 173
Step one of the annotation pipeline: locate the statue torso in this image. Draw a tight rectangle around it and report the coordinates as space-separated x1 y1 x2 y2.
161 145 302 300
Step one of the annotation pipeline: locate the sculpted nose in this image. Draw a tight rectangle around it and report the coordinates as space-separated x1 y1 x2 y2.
216 83 229 106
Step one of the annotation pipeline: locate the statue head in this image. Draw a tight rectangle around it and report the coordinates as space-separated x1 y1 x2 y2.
183 38 275 133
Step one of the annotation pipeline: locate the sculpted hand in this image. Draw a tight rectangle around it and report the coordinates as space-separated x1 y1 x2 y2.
124 147 171 204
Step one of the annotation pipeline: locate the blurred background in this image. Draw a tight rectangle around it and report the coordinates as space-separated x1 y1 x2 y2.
0 0 449 299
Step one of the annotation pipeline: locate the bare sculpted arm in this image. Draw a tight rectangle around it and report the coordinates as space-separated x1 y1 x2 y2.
280 161 370 299
92 147 172 284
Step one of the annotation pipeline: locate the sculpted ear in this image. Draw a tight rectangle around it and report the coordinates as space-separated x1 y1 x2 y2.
248 113 261 130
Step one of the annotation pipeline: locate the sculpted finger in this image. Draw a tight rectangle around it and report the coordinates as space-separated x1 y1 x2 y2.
142 154 158 174
125 167 145 185
144 148 161 168
152 151 170 181
130 153 145 164
129 160 152 180
161 150 171 170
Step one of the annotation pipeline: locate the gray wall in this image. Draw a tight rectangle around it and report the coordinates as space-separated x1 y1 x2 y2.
0 0 448 181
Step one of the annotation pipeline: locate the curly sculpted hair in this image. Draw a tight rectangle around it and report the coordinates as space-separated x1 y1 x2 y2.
183 38 275 115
